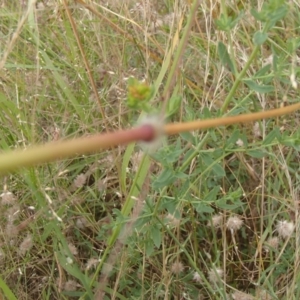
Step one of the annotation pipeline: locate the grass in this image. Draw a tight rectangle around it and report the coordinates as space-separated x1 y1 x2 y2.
1 0 300 299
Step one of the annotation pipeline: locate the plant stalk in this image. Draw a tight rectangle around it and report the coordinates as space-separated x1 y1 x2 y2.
0 102 299 175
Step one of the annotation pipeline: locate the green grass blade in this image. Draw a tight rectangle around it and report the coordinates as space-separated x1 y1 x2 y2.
0 276 18 300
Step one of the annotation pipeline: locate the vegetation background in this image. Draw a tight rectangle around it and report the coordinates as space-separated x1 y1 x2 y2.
0 0 300 299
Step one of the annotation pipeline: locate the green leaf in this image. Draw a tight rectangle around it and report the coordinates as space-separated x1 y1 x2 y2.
217 41 235 73
215 197 244 210
251 9 265 21
166 95 182 118
215 11 244 32
215 14 230 31
204 186 220 202
161 197 178 214
246 150 266 158
263 127 280 145
202 106 212 118
226 129 240 147
174 171 189 180
41 221 56 242
56 251 93 297
211 163 226 177
153 168 176 189
254 64 272 78
165 149 185 164
251 4 288 29
151 225 162 248
253 31 268 45
201 153 215 167
268 5 288 28
210 129 218 142
250 8 267 21
243 79 274 93
0 276 18 300
281 137 300 151
201 153 225 177
194 202 214 214
145 240 155 257
180 132 195 144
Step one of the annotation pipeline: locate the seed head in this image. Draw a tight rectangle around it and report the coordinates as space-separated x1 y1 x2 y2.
102 262 113 275
73 174 87 188
76 216 88 229
209 214 223 228
18 234 33 255
170 261 184 274
64 280 78 291
6 205 20 222
5 222 19 237
1 191 16 206
193 271 202 283
208 267 223 284
68 243 78 256
226 215 243 232
232 291 255 300
253 122 261 138
166 213 181 227
276 220 294 239
85 257 99 271
264 236 279 251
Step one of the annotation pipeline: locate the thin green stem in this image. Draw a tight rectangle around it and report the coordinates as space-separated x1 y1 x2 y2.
221 44 259 113
90 154 151 289
162 0 200 105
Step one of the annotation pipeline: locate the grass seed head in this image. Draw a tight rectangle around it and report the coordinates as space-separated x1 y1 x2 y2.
166 213 181 227
1 191 16 206
208 267 223 284
75 216 88 229
170 261 184 274
18 234 33 256
102 262 113 275
73 173 87 188
5 222 19 237
68 242 78 256
210 214 223 228
6 205 20 222
226 215 243 232
253 122 261 138
64 280 78 291
276 220 294 239
264 236 279 251
193 271 202 283
85 257 99 271
232 291 255 300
